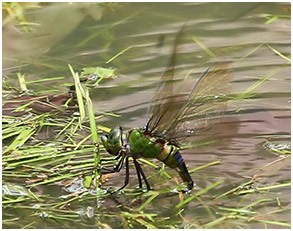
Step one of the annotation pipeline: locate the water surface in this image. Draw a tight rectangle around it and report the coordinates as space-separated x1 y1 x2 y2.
3 2 290 229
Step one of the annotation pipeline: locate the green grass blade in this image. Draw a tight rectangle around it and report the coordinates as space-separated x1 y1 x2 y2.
236 68 281 100
68 64 86 121
192 36 216 58
106 45 133 64
266 43 291 62
3 128 35 154
17 73 27 91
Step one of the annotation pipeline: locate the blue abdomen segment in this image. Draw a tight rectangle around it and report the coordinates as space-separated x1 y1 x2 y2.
174 151 183 164
167 150 194 190
161 148 194 190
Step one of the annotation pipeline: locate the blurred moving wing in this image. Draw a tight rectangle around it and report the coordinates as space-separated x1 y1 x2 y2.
165 62 232 144
146 26 186 134
147 25 232 146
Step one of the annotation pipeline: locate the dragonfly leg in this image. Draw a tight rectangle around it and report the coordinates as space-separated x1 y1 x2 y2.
101 155 124 174
101 153 122 162
133 159 151 191
117 156 130 191
133 158 143 188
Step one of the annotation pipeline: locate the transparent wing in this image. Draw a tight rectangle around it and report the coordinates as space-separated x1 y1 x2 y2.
146 26 186 134
164 62 232 144
147 26 231 146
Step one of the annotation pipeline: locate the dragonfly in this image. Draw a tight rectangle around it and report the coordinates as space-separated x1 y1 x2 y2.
101 26 231 191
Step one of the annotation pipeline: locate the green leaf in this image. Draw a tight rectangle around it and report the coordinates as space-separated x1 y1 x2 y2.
3 128 35 154
83 175 93 188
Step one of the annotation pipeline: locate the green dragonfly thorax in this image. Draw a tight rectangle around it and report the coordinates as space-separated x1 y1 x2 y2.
101 127 123 155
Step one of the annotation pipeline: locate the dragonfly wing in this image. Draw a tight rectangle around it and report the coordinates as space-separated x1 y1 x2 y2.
146 26 187 134
164 62 232 144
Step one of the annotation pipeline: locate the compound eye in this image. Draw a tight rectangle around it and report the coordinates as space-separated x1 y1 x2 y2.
109 127 122 140
101 135 108 144
112 132 120 140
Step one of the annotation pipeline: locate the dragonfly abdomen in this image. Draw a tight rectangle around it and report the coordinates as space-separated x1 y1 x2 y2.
157 144 194 189
128 128 194 189
157 144 181 168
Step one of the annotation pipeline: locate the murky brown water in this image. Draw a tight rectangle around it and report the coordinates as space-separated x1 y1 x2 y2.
3 2 290 229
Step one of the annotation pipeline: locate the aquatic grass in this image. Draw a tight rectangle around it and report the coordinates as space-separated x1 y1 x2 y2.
2 146 58 162
175 179 224 209
33 89 60 95
137 191 160 211
198 198 279 229
189 160 221 173
258 156 291 183
68 64 102 192
55 117 76 139
28 172 86 188
181 140 217 150
235 182 290 195
3 151 290 229
3 183 40 199
157 163 173 180
257 219 290 228
12 101 34 113
106 45 133 64
3 197 29 205
268 148 290 155
2 2 41 32
96 110 120 118
194 196 217 220
3 12 290 229
76 8 145 47
3 125 30 140
254 134 291 138
68 64 86 121
3 173 33 178
3 127 36 154
215 179 255 200
216 156 290 199
25 76 65 84
22 164 55 173
192 36 216 58
232 43 264 67
139 158 159 169
266 43 291 63
74 134 92 150
17 72 27 91
83 85 99 143
264 14 291 24
202 159 291 228
270 144 291 155
3 145 94 170
51 192 90 209
235 67 282 101
229 42 288 104
120 211 158 229
2 90 289 228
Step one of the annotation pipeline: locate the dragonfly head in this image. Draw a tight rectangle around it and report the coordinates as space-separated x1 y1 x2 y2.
101 127 123 156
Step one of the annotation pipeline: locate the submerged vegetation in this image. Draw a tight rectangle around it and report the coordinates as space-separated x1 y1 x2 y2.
3 43 290 229
2 2 291 229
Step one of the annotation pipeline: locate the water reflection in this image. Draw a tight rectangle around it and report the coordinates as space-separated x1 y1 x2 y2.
3 3 103 72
